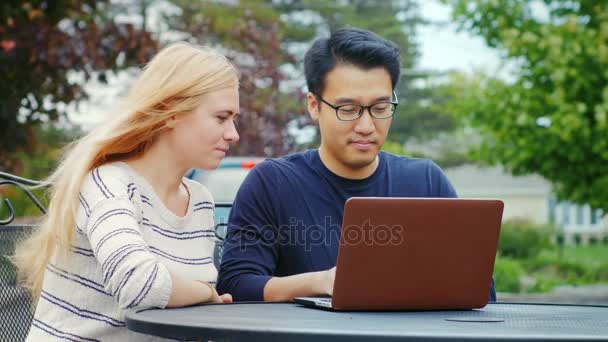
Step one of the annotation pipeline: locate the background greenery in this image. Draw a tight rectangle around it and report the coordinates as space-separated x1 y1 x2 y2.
494 220 608 293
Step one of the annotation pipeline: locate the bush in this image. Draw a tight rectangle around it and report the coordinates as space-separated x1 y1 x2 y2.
556 261 593 284
595 263 608 282
530 275 558 293
498 220 554 259
519 251 556 272
493 256 524 293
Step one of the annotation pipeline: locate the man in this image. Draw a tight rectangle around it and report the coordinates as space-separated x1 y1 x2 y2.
217 27 496 302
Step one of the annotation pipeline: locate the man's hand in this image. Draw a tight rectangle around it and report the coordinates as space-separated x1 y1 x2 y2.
263 266 337 302
318 267 336 296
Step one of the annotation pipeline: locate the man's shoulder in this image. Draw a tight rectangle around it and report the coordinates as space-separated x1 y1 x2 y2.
381 151 435 170
254 150 315 173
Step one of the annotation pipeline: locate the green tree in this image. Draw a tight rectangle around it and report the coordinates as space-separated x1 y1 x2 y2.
168 0 455 155
0 0 158 173
275 0 457 143
0 124 82 220
168 0 310 156
288 0 455 143
443 0 608 211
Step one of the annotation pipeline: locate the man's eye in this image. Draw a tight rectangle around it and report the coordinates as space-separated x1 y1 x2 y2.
339 105 359 114
372 106 389 113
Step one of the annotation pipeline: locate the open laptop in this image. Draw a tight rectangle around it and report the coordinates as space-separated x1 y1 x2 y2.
294 197 503 311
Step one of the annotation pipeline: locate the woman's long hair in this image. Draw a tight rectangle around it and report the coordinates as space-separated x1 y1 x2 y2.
13 42 239 302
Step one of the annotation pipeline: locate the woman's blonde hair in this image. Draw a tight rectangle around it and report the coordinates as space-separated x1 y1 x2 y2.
13 42 239 302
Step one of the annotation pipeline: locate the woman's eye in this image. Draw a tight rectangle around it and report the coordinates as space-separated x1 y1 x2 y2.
217 116 228 122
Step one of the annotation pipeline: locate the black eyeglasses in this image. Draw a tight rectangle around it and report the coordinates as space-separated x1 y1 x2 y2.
314 91 399 121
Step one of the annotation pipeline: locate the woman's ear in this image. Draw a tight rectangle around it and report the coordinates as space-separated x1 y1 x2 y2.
165 115 178 128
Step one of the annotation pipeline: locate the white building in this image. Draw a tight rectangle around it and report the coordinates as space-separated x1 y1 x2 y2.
445 164 606 244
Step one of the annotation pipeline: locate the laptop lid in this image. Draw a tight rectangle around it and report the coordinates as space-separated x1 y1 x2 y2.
331 197 503 311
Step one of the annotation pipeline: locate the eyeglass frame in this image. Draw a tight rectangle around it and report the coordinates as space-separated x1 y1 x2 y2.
313 91 399 121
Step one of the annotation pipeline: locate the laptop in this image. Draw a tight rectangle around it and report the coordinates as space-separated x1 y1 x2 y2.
294 197 503 311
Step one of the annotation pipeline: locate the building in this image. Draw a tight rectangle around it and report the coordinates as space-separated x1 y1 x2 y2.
445 164 606 245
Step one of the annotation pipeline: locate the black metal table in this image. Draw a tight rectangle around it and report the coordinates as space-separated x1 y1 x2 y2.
125 302 608 341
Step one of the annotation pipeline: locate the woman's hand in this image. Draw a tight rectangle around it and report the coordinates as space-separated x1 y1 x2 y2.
211 293 233 303
200 281 233 303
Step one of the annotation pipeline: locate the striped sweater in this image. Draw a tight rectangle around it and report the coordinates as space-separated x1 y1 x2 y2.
26 162 218 341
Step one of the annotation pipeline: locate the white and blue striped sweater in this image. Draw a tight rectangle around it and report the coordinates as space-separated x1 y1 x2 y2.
26 162 218 341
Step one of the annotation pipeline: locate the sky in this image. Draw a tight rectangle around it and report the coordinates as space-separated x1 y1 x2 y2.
68 0 503 129
416 0 502 73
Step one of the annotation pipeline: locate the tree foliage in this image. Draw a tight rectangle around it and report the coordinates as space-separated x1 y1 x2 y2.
0 0 158 172
168 0 455 156
443 0 608 211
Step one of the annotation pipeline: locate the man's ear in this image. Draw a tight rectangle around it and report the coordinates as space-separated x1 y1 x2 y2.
307 92 320 121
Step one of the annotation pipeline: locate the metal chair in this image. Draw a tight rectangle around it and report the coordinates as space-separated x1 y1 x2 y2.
0 172 232 340
0 172 46 342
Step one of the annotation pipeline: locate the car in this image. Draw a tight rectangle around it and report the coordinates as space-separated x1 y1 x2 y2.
187 157 265 243
187 156 265 204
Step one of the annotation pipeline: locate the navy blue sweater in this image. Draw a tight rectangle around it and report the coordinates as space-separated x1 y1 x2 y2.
217 149 496 301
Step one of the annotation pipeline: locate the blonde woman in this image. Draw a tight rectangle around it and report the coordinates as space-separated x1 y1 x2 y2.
14 42 239 341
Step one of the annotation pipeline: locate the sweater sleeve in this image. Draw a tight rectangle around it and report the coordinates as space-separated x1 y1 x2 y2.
85 196 172 310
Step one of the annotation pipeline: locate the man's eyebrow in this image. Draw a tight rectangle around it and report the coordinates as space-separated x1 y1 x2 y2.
334 95 392 104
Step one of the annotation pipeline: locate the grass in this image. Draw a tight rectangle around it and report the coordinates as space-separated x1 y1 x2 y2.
495 245 608 293
539 245 608 268
524 246 608 293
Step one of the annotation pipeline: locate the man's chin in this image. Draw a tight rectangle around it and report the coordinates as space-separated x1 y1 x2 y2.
344 152 378 170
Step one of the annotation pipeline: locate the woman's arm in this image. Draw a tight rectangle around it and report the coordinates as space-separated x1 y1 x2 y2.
166 273 232 307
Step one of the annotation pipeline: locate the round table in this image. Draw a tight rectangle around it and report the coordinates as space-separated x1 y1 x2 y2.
125 302 608 341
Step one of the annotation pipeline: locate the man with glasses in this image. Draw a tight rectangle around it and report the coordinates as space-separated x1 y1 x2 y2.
217 28 496 302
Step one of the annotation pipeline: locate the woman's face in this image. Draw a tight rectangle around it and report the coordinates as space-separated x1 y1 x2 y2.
166 85 240 170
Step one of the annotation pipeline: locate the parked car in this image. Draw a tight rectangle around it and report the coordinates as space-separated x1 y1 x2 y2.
187 157 264 241
187 157 265 204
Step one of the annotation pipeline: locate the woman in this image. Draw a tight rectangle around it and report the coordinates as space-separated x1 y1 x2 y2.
14 42 239 341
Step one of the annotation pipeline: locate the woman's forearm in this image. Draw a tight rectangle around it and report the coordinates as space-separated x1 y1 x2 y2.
166 272 214 308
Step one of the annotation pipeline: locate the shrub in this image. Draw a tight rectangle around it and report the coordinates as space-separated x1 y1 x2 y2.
530 275 558 293
498 220 554 259
595 263 608 282
493 256 524 293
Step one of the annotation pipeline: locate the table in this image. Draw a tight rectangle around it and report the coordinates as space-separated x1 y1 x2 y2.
125 302 608 341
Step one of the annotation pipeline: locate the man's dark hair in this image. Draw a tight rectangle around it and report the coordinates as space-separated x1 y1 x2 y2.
304 27 401 97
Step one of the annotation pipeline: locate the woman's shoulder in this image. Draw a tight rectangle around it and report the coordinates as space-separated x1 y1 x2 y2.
80 162 136 202
182 177 213 204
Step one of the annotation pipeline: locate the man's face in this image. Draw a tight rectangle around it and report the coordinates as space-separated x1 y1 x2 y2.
308 63 393 177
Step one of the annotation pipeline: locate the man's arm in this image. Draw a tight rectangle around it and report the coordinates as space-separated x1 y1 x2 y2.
263 267 335 302
217 163 333 301
216 164 277 301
